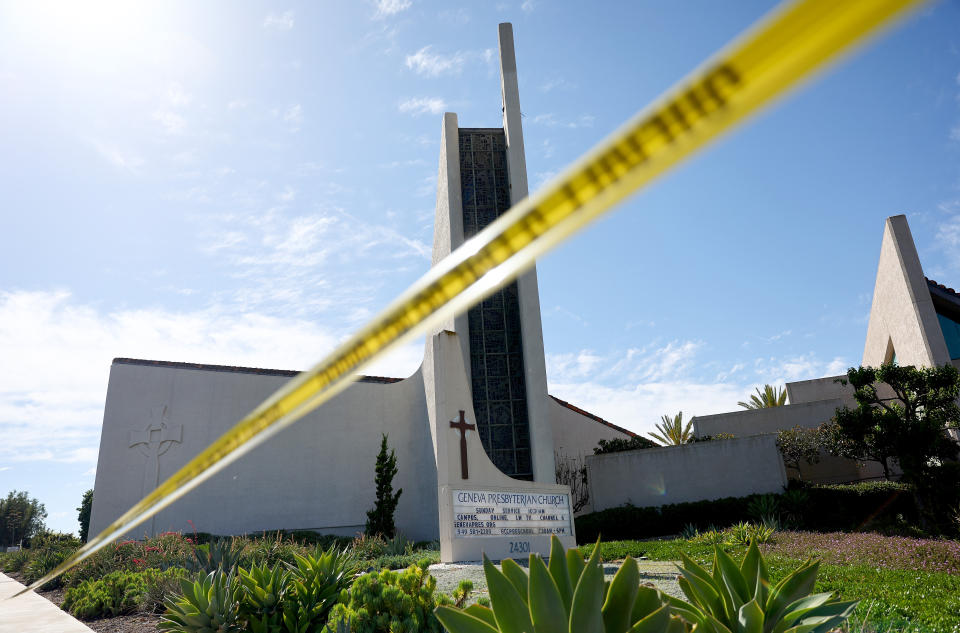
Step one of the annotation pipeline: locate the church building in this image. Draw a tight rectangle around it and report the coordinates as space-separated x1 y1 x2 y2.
88 24 632 548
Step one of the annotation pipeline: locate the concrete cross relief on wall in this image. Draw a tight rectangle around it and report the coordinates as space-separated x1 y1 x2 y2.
129 405 183 496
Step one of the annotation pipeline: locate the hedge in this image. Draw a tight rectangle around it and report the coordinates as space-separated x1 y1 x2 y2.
574 481 915 543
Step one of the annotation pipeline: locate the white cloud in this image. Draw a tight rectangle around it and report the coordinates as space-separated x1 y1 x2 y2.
398 97 447 116
521 0 536 13
0 289 423 466
439 8 470 24
166 83 192 107
88 139 144 172
283 104 303 127
276 186 296 202
545 342 850 436
153 110 186 135
228 100 248 111
539 77 571 93
198 205 431 319
374 0 412 18
935 205 960 270
264 10 295 30
950 125 960 142
405 46 467 77
532 113 595 129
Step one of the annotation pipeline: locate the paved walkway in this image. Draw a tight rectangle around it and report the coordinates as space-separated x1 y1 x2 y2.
0 572 94 633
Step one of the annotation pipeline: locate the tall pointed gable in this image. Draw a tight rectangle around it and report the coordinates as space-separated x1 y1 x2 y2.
862 215 951 367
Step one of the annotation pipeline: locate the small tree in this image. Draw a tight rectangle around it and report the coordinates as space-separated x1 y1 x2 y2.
775 426 823 477
831 363 960 530
554 452 589 513
831 364 960 482
647 411 693 446
365 434 403 538
738 384 787 409
77 489 93 542
0 490 47 547
593 435 657 454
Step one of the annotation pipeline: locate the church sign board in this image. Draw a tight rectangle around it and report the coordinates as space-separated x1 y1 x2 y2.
452 489 572 555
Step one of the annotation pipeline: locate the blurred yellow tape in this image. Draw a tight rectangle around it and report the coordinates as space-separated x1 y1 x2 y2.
16 0 926 596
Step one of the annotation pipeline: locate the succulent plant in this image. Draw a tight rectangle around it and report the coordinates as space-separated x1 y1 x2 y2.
159 569 244 633
280 546 358 632
674 541 858 633
434 535 687 633
239 562 291 632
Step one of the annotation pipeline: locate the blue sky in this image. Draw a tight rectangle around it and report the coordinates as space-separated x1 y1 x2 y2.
1 0 958 534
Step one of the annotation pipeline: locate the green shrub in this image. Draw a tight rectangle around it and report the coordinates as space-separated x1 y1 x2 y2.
593 435 658 454
63 532 195 588
727 521 775 545
362 550 441 573
64 568 188 619
0 548 30 572
23 545 73 589
139 568 192 613
322 561 445 633
237 534 310 570
691 529 726 545
575 481 918 543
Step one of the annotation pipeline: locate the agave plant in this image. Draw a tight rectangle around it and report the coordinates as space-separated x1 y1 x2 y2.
435 535 688 633
239 562 291 632
648 412 694 446
188 537 243 575
675 541 857 633
281 546 358 632
738 385 787 409
159 569 244 633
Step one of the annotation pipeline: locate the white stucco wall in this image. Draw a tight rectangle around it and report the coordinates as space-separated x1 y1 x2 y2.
586 435 787 512
89 360 439 542
691 399 842 438
863 215 951 368
548 397 632 458
785 376 853 406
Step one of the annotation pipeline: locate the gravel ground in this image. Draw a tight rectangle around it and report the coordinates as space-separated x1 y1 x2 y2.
429 559 684 604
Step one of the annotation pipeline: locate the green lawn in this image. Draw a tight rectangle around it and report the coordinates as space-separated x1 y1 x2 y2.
580 534 960 633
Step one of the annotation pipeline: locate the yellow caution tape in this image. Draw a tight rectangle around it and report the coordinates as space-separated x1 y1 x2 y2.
15 0 926 596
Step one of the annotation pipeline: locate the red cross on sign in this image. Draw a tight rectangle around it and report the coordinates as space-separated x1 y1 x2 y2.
449 410 476 480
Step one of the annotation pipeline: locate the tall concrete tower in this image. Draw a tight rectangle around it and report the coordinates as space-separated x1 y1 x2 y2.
429 23 554 483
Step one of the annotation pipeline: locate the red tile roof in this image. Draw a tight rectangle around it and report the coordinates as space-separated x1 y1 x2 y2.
549 395 637 437
927 277 960 301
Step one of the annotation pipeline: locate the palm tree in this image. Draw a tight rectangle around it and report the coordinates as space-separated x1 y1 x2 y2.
738 384 787 409
647 411 694 446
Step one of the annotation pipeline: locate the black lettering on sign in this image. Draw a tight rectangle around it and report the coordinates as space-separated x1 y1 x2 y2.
509 541 530 554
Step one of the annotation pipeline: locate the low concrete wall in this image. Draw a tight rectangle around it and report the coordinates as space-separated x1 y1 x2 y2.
785 376 852 405
691 399 842 438
586 435 788 512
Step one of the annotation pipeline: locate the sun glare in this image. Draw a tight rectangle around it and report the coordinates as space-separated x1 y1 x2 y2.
7 1 181 73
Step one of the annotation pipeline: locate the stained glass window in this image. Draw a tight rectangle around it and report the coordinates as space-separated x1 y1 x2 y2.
459 128 532 480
